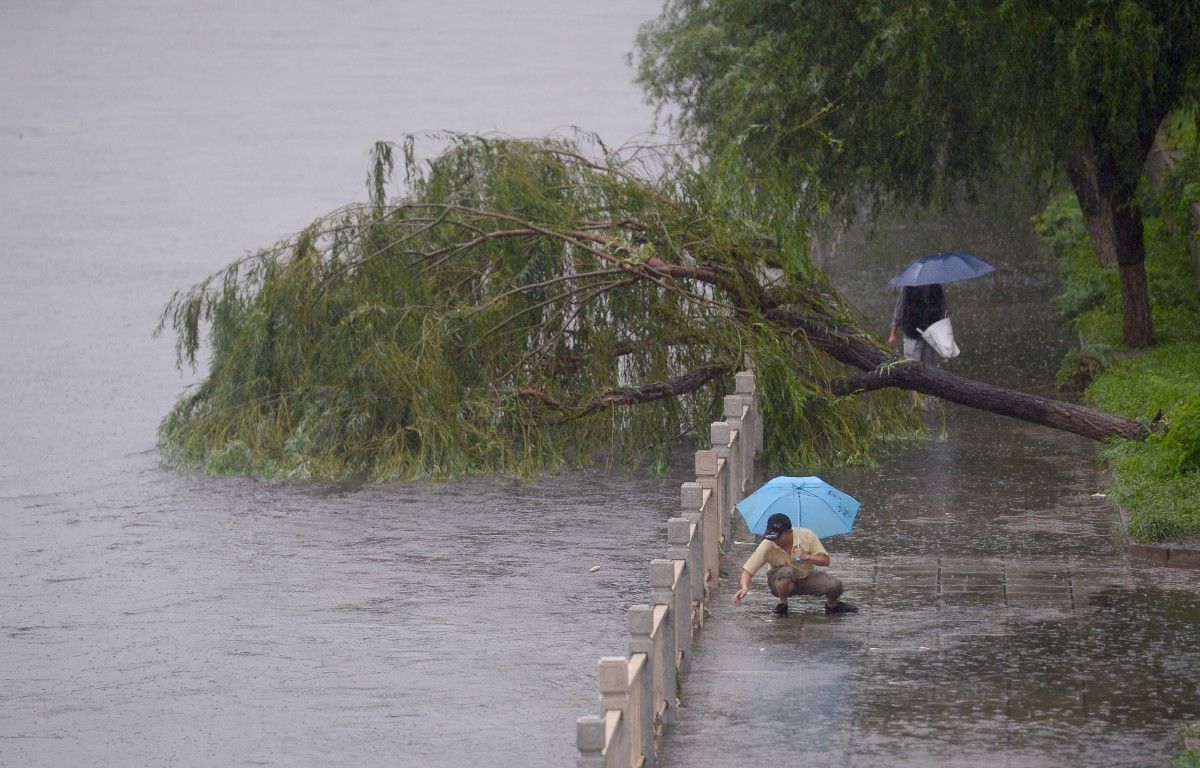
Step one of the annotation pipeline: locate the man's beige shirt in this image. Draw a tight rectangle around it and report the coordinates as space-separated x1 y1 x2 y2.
742 528 829 580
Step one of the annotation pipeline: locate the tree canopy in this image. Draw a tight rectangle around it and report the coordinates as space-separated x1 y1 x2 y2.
634 0 1200 346
159 134 908 481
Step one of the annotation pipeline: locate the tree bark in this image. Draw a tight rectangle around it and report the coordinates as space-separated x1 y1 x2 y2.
1064 144 1154 347
1117 258 1153 349
767 309 1152 443
830 363 1150 442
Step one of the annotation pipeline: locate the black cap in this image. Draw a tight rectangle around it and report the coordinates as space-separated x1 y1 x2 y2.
763 513 793 541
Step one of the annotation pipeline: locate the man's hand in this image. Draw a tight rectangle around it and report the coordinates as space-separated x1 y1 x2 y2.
734 568 753 605
887 326 898 350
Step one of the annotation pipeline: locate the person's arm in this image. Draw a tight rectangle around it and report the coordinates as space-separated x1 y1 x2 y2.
794 531 831 566
795 551 830 567
734 542 770 604
733 568 754 604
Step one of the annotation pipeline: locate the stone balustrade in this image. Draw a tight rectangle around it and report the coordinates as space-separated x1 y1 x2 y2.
576 369 761 767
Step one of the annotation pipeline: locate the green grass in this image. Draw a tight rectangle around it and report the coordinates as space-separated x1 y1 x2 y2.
1033 182 1200 543
1177 721 1200 768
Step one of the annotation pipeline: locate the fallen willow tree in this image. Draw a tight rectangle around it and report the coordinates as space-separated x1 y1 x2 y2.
159 133 1150 480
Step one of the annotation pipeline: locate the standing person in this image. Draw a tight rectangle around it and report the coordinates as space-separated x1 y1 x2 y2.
732 513 858 616
887 283 949 406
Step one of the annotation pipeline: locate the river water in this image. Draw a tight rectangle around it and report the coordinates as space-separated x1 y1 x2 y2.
1 3 666 766
3 4 1197 768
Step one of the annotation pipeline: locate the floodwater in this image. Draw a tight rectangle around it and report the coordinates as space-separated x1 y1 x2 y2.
657 207 1200 767
0 2 666 766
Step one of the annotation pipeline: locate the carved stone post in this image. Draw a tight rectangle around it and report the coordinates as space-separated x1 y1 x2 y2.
710 421 736 552
724 394 750 503
649 558 678 725
679 482 705 605
694 451 720 595
628 605 655 762
666 516 697 629
736 370 761 453
576 715 605 768
599 657 631 766
666 518 693 672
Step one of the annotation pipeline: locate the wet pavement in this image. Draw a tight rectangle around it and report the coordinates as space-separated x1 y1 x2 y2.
660 549 1200 767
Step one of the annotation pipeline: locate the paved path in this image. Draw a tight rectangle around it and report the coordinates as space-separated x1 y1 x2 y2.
658 552 1200 768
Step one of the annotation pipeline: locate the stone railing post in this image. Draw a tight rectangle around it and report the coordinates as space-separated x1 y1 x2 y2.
628 606 656 762
666 522 694 672
710 421 735 548
599 657 631 766
649 558 678 724
694 451 720 595
736 370 761 454
679 482 705 607
666 517 697 628
724 394 750 501
576 715 606 768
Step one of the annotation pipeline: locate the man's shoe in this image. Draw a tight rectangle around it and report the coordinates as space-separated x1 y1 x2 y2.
772 602 789 616
825 601 858 614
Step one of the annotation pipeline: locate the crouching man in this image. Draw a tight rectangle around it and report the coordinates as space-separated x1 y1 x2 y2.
732 512 858 616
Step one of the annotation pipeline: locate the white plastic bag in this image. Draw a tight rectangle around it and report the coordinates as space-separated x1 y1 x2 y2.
919 317 960 359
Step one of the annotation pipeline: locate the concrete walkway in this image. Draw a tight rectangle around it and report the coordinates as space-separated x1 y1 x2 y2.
658 552 1200 768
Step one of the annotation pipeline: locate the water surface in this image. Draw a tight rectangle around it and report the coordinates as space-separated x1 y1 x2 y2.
1 3 663 766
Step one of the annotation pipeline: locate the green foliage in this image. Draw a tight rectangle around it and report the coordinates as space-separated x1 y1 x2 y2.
634 2 1200 222
1161 395 1200 474
159 133 909 481
1178 723 1200 768
1054 341 1116 392
1176 750 1200 768
1157 110 1200 228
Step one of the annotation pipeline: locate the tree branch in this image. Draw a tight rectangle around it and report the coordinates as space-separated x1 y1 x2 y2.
517 364 726 424
768 309 1152 442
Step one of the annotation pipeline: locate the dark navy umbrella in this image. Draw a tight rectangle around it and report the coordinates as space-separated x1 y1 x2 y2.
889 251 995 287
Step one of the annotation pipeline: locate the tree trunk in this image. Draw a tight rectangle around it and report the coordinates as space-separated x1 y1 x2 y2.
829 361 1149 441
767 309 1152 443
1064 145 1154 347
1118 259 1153 349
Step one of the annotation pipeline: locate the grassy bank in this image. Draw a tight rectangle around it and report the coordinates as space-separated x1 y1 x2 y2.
1033 190 1200 544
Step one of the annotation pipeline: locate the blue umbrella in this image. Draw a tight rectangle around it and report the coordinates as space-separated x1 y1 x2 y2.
889 251 995 287
735 476 860 539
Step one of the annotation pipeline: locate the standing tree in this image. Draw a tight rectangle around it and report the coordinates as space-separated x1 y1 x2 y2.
634 0 1200 347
